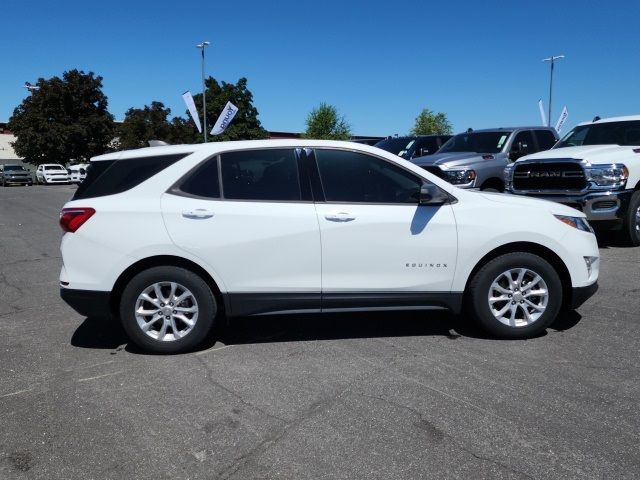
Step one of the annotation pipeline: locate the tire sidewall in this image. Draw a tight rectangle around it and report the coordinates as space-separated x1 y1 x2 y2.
119 266 217 353
468 252 562 338
625 191 640 247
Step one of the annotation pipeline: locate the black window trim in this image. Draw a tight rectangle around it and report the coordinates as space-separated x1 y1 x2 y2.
168 147 314 204
167 145 456 206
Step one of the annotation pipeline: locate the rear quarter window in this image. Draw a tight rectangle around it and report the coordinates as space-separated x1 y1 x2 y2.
73 153 189 200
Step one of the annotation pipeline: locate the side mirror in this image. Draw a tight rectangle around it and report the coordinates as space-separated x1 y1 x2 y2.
419 183 449 206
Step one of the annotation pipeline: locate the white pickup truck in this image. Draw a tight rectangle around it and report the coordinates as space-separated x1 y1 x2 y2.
505 115 640 246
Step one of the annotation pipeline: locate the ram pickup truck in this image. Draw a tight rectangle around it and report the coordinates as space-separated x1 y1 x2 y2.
412 127 558 191
505 115 640 246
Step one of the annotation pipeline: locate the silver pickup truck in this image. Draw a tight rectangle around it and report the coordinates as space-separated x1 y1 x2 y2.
411 127 558 191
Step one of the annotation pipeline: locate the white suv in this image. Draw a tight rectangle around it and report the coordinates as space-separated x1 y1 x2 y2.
36 163 70 184
59 140 599 353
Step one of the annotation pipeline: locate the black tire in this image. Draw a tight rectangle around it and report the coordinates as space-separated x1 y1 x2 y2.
623 190 640 247
1 179 6 187
119 266 217 353
466 252 562 338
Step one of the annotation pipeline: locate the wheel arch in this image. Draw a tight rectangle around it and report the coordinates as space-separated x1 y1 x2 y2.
463 241 572 309
479 177 505 192
109 255 226 318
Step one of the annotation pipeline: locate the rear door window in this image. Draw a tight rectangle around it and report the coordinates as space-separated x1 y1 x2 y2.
220 149 302 201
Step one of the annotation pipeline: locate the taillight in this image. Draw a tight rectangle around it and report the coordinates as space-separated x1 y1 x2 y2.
60 208 95 233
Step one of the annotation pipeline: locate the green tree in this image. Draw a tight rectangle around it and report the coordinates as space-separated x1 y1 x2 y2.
167 117 199 145
191 77 268 141
8 70 115 165
410 108 453 135
117 101 173 150
303 103 351 140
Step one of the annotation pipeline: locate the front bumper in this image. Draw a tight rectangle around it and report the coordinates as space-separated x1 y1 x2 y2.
60 288 111 318
45 177 70 183
571 282 598 309
508 189 633 223
3 177 32 184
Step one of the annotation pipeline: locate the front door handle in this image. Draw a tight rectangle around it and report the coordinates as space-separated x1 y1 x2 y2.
182 209 215 219
324 212 356 222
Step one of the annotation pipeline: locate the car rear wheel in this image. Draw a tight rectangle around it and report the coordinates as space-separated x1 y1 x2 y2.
119 266 217 353
467 252 562 338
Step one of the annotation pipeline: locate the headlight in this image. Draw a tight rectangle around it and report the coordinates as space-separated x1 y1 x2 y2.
554 215 594 233
503 165 514 189
585 164 628 188
441 169 476 186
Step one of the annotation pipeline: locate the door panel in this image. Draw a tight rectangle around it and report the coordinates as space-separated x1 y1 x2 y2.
162 194 321 293
161 148 321 296
312 148 458 293
314 202 457 292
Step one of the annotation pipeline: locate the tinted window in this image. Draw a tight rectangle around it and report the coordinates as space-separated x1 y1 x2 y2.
4 165 26 172
221 149 301 201
412 137 441 157
73 154 187 200
555 120 640 148
535 130 557 150
511 131 536 155
45 165 65 171
374 137 415 155
177 158 220 198
315 149 421 203
439 131 512 154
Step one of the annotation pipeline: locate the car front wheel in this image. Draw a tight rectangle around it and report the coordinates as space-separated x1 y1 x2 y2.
467 252 562 338
623 190 640 247
119 266 217 353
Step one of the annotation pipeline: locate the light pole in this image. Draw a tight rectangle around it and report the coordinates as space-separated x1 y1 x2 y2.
542 55 564 127
196 41 211 142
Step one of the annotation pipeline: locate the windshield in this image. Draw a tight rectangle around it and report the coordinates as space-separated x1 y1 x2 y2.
438 131 512 154
374 137 415 155
44 165 65 171
4 165 26 172
555 120 640 148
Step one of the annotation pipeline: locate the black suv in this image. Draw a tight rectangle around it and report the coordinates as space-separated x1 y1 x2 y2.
374 135 452 160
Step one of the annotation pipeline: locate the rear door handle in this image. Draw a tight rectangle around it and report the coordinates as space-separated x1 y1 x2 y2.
182 209 215 219
324 212 356 222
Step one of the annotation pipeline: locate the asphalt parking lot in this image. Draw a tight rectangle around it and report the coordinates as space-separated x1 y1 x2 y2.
1 184 639 479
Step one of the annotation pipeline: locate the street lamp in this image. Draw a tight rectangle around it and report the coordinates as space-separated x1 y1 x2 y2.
542 55 564 127
196 41 211 143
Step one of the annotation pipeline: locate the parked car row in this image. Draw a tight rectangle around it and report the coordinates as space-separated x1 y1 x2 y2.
375 116 640 245
0 163 88 186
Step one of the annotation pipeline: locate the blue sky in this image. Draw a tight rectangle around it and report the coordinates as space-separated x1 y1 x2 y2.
2 0 639 136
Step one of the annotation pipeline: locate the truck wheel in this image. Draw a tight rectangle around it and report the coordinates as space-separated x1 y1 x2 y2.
623 191 640 247
467 252 562 338
119 266 217 353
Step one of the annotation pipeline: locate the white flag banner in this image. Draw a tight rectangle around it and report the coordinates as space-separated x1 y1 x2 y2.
555 106 569 133
182 91 202 133
538 99 547 127
211 101 239 135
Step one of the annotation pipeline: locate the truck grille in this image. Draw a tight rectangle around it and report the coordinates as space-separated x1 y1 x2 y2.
512 162 586 191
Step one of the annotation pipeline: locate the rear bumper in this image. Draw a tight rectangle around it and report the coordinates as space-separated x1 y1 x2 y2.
60 288 111 318
571 282 598 309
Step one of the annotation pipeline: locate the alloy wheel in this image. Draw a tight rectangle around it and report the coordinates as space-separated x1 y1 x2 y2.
488 268 549 327
134 282 199 341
